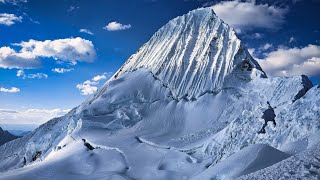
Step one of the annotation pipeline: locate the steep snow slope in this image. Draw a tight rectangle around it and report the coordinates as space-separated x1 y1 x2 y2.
0 7 319 180
113 7 265 99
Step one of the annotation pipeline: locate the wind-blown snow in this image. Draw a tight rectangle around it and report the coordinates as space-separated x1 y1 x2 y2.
0 7 319 180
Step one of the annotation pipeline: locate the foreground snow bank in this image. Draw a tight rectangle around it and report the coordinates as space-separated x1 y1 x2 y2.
192 144 289 180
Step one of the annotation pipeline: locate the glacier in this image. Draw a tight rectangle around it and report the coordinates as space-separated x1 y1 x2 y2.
0 7 319 180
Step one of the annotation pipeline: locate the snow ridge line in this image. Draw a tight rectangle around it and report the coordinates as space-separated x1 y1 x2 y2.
85 141 131 172
135 136 204 154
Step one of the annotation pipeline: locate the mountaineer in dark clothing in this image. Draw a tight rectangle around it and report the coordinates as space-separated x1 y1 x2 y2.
258 101 276 134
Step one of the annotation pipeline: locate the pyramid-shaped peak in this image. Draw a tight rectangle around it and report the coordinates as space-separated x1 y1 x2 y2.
113 7 265 99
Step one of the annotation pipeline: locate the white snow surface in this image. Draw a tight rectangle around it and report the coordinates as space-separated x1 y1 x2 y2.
113 7 265 100
0 7 319 180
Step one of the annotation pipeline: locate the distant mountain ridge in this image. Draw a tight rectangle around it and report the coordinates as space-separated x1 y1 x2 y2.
0 127 19 146
7 130 31 136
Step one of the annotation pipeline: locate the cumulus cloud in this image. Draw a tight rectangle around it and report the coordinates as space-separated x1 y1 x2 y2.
92 74 107 81
211 0 288 31
0 13 22 26
0 37 96 69
103 21 131 31
13 37 96 62
257 44 320 77
16 69 48 79
0 87 20 93
79 28 94 35
76 80 98 95
0 108 70 125
51 68 74 73
76 72 112 95
0 46 41 69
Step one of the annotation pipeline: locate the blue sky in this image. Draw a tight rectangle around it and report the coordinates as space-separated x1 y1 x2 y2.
0 0 319 126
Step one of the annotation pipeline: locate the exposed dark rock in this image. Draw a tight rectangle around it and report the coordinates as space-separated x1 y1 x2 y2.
82 139 95 150
293 75 313 102
32 151 42 161
0 127 20 146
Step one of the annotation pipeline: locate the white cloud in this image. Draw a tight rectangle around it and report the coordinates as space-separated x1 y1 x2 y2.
76 72 112 95
0 87 20 93
0 108 70 125
260 43 273 51
0 46 41 69
51 68 74 73
257 44 320 77
76 80 98 95
103 21 131 31
27 72 48 79
0 13 22 26
289 36 296 43
92 74 106 81
79 28 94 35
0 37 96 69
13 37 96 62
211 0 288 30
16 69 48 79
16 69 24 77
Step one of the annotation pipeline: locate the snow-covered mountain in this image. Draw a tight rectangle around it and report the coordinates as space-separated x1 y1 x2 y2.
0 7 319 180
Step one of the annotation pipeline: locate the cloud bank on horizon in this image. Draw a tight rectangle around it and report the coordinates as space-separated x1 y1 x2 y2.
0 108 70 125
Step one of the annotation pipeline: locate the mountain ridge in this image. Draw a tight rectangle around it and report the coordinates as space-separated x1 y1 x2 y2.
113 7 266 100
0 127 19 146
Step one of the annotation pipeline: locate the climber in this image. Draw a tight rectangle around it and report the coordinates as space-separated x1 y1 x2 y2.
258 101 276 134
23 157 26 166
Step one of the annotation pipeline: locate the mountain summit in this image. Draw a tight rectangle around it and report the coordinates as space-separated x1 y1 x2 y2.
0 7 319 180
114 7 265 99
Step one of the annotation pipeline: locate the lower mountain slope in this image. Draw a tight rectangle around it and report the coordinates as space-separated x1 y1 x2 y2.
0 69 318 180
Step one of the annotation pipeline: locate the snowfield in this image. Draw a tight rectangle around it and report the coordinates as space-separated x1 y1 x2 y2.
0 7 319 180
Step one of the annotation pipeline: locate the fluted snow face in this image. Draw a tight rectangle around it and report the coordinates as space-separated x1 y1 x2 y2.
115 7 264 99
